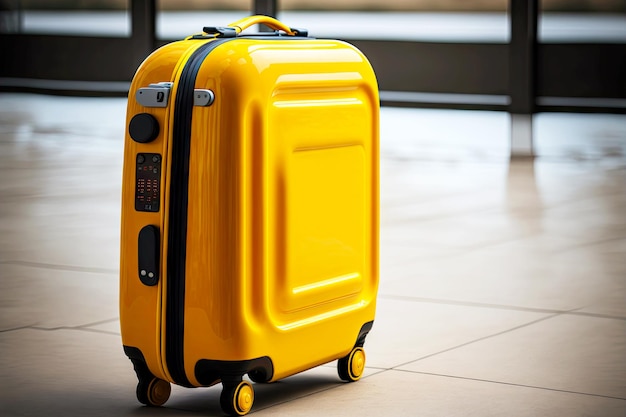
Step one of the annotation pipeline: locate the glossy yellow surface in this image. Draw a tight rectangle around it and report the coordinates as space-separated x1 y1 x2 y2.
120 38 208 382
120 23 379 387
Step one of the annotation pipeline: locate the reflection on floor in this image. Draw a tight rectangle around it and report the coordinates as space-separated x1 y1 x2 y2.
0 93 625 416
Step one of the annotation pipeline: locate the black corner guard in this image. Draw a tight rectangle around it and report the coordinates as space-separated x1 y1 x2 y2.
195 356 274 386
356 321 374 348
123 345 156 383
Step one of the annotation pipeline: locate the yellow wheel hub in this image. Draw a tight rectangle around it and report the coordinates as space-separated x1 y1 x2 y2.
350 348 365 380
148 379 171 406
236 382 254 414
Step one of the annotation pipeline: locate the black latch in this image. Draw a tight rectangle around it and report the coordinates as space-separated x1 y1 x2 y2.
290 27 308 37
202 26 237 38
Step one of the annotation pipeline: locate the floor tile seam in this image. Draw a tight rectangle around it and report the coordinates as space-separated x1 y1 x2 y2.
391 312 564 369
395 369 626 401
0 316 119 332
73 317 120 329
0 260 118 275
28 316 119 330
567 311 626 321
378 294 625 319
0 324 39 333
29 325 120 336
0 323 120 336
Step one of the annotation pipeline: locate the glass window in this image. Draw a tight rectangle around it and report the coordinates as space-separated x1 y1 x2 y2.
157 0 251 40
0 0 21 32
1 0 131 37
278 0 509 43
540 0 626 43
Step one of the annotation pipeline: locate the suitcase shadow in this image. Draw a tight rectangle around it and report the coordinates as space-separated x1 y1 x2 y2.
251 372 344 412
129 371 343 416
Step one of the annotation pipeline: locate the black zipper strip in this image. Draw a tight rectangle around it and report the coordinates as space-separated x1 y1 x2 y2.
166 37 233 387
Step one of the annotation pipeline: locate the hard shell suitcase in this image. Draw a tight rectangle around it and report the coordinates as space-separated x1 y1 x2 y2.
119 15 379 416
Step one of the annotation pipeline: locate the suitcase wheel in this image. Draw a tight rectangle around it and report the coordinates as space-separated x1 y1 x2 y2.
136 377 171 407
220 380 254 416
338 347 366 382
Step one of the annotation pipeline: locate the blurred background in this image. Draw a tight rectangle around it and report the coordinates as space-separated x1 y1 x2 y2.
4 0 626 10
1 0 624 112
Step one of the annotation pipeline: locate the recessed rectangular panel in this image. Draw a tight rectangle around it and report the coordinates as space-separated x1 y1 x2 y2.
280 145 366 313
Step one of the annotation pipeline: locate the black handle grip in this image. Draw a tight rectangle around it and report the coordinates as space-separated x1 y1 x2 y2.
138 225 160 286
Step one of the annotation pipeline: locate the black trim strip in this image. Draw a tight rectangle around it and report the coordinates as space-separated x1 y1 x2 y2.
166 37 233 387
124 345 155 383
195 356 274 386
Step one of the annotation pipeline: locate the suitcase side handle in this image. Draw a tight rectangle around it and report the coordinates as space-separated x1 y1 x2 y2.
203 15 307 38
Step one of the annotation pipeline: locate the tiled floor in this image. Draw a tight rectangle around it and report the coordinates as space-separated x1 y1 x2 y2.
0 93 625 416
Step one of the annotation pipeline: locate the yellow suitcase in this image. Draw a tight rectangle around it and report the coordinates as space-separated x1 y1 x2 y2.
119 15 379 416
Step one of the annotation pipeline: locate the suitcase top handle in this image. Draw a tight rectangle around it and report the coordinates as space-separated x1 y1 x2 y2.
203 15 308 38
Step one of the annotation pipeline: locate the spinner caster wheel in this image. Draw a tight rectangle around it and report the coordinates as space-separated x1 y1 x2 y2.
220 380 254 416
136 377 171 406
338 347 366 382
